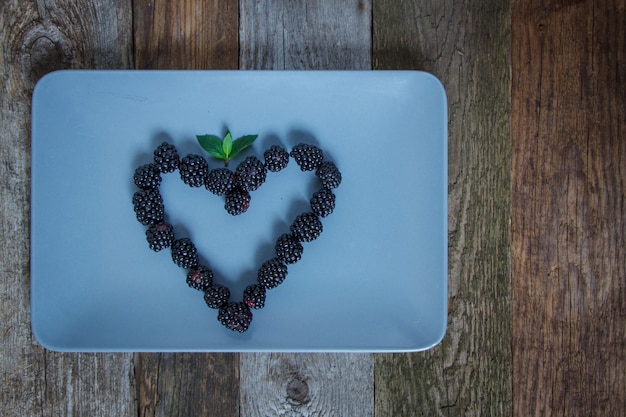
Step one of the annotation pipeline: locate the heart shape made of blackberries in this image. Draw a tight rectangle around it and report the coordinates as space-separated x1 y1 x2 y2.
132 141 342 332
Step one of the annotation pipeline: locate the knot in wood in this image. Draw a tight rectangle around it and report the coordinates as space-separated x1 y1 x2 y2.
22 26 73 84
286 376 310 405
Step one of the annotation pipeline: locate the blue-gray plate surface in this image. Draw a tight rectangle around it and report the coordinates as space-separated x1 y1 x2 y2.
31 70 447 352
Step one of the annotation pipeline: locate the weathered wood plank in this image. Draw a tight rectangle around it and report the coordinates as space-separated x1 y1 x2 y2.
511 1 626 415
240 0 371 70
133 0 238 70
131 2 240 417
240 353 373 417
0 1 135 416
373 0 512 415
135 353 239 417
239 1 374 416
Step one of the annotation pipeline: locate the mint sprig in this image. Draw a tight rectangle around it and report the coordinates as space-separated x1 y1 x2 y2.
196 130 258 166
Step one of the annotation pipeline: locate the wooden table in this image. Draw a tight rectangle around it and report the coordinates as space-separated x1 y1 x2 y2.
1 1 624 415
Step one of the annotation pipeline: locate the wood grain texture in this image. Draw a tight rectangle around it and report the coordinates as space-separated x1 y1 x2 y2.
373 0 512 416
240 353 373 417
239 0 371 70
135 353 239 417
131 2 240 417
512 0 626 415
0 1 134 416
239 1 374 416
133 0 238 69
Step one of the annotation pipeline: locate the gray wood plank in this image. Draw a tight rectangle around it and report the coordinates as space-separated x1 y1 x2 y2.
241 353 373 417
373 0 512 416
0 1 135 416
240 0 371 70
239 1 374 416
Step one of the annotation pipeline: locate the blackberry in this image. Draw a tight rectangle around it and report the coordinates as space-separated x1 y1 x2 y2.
315 161 342 189
263 145 289 172
290 143 323 171
133 163 162 190
274 233 303 264
310 188 336 218
205 168 235 196
132 189 165 226
243 284 266 309
225 188 251 215
204 284 230 309
145 223 174 251
171 238 199 268
179 154 208 187
257 257 288 289
153 142 180 173
218 302 253 333
290 212 323 242
186 265 213 291
234 156 267 192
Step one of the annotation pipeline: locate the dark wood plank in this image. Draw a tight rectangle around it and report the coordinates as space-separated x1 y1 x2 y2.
239 1 374 416
373 0 512 415
135 353 239 417
131 2 240 417
0 1 135 416
133 0 238 70
511 0 626 415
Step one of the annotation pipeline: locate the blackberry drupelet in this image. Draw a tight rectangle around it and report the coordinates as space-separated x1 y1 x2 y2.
310 188 336 218
204 284 230 309
257 257 288 289
186 265 213 291
132 189 165 226
234 156 267 192
179 154 208 187
218 302 253 332
290 143 323 171
153 142 180 173
274 233 303 264
171 238 199 268
315 161 342 189
145 223 174 251
290 212 323 242
243 284 266 309
205 168 235 196
225 188 251 215
133 163 162 190
263 145 289 172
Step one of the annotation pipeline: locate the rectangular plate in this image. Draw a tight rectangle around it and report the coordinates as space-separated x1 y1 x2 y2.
31 70 447 352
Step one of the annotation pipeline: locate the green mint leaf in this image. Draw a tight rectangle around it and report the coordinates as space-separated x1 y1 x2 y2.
231 134 258 158
222 131 233 158
197 134 226 159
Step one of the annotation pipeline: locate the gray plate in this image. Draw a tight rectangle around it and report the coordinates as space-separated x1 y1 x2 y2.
31 70 447 352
